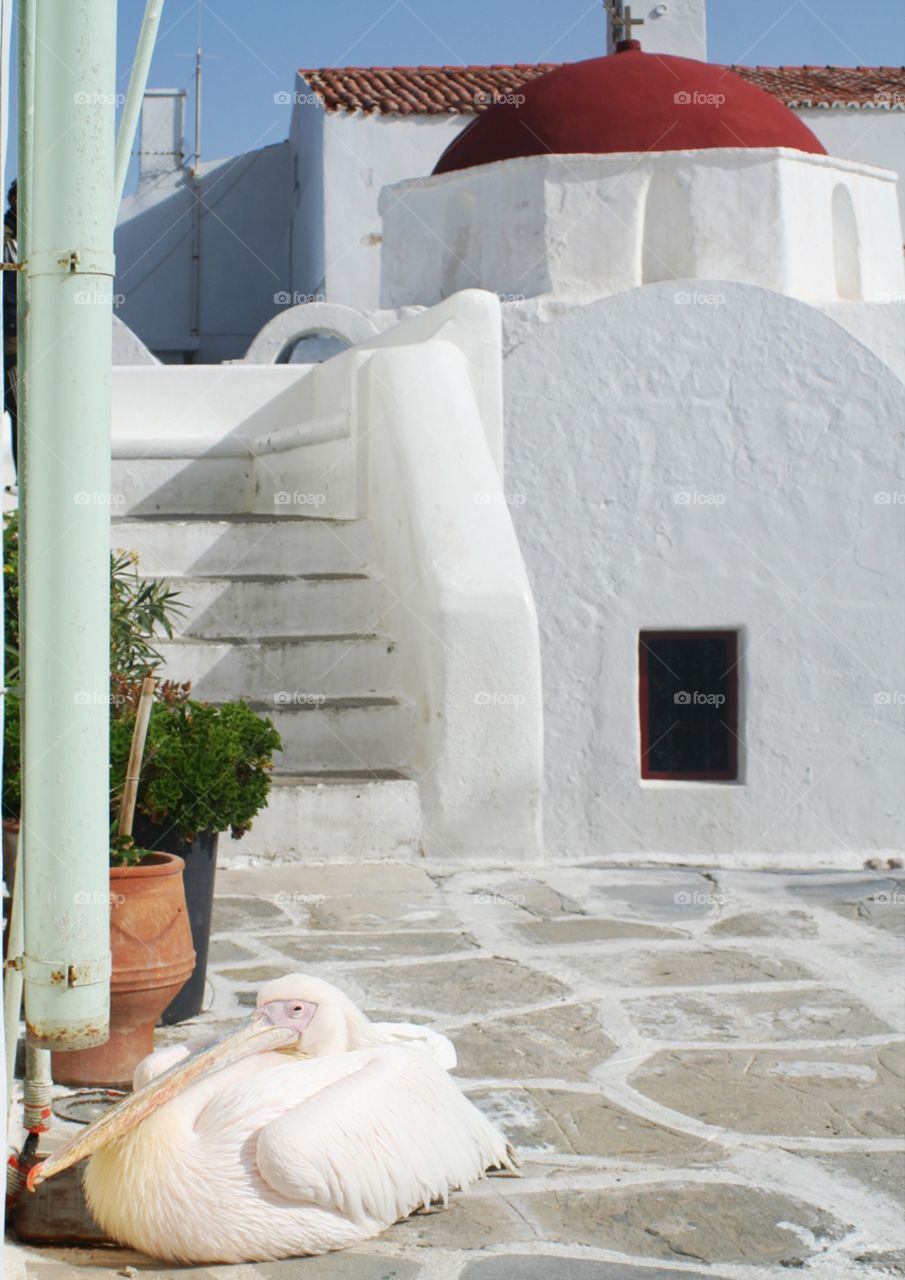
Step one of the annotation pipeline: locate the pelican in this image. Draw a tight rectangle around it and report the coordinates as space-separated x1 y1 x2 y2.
28 974 516 1263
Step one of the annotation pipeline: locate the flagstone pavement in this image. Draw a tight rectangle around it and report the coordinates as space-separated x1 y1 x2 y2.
8 861 905 1280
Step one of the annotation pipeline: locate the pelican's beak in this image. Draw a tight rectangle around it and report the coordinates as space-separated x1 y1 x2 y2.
27 1012 299 1192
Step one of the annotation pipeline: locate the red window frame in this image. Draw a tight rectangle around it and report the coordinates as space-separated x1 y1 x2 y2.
639 629 739 782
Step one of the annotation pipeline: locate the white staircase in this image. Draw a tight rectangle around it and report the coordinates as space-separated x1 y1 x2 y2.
111 513 423 862
110 293 544 863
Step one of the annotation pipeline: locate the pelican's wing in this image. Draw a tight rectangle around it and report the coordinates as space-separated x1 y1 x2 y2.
132 1037 212 1090
255 1045 514 1226
372 1020 457 1069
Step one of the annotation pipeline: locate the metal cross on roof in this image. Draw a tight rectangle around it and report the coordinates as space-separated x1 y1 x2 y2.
604 2 645 44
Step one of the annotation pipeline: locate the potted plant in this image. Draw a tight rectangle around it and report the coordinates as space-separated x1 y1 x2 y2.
2 512 183 829
109 692 281 1024
2 514 183 950
51 678 196 1089
3 509 281 1039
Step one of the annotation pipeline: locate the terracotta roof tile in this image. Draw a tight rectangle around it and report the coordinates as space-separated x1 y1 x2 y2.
729 64 905 107
298 65 558 115
298 63 905 116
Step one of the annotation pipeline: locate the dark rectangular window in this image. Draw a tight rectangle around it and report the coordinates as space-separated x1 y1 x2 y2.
639 631 738 781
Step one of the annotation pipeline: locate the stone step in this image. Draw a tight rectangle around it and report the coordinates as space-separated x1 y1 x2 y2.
161 575 389 640
226 775 422 864
113 516 375 579
112 457 254 516
112 455 356 520
155 635 400 703
246 699 416 772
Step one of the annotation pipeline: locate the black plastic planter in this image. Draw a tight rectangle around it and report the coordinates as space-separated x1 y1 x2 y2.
132 819 219 1025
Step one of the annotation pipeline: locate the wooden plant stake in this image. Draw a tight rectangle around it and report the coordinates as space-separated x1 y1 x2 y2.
118 674 157 840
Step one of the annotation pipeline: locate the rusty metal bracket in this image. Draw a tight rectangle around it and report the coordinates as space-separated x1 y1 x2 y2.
0 261 25 271
22 953 112 989
27 248 115 278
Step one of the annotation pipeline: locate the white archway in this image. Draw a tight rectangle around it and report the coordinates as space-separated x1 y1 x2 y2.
832 185 862 302
242 302 380 364
641 169 695 284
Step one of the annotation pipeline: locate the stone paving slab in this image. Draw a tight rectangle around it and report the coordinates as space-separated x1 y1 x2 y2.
628 987 894 1042
452 1004 617 1080
10 864 905 1280
351 958 571 1017
707 908 817 937
561 947 815 987
459 1262 730 1280
514 1183 847 1264
631 1042 905 1136
470 1088 723 1163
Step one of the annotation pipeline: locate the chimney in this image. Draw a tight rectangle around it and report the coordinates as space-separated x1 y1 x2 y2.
138 88 187 183
607 0 707 62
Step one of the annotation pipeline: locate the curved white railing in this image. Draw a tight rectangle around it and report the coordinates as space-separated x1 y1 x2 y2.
357 293 543 859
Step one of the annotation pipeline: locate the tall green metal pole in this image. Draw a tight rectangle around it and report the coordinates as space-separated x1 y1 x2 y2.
21 0 115 1049
113 0 165 212
4 0 36 1100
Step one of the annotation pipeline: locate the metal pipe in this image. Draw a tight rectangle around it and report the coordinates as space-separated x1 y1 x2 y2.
3 0 36 1120
21 0 115 1050
4 828 21 1108
1 0 14 1137
189 46 202 355
113 0 165 213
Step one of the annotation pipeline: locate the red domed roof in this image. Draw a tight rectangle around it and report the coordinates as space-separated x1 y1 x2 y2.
433 47 826 174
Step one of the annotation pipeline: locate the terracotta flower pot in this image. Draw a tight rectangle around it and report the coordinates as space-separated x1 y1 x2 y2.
51 853 195 1090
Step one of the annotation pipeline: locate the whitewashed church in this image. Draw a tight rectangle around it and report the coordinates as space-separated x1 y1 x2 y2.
106 0 905 867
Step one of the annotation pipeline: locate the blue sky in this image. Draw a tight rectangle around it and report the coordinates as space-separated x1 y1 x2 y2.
6 0 905 186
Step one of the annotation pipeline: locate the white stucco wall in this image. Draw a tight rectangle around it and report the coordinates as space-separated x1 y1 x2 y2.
381 148 904 309
318 111 464 310
502 281 905 860
800 107 905 238
288 81 326 303
116 141 293 363
116 168 194 355
607 0 707 60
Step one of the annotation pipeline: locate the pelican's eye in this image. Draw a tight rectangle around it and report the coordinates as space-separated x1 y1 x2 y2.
290 1002 312 1019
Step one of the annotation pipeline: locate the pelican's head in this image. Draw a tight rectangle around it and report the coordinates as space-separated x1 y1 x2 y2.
27 973 374 1193
256 974 378 1058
